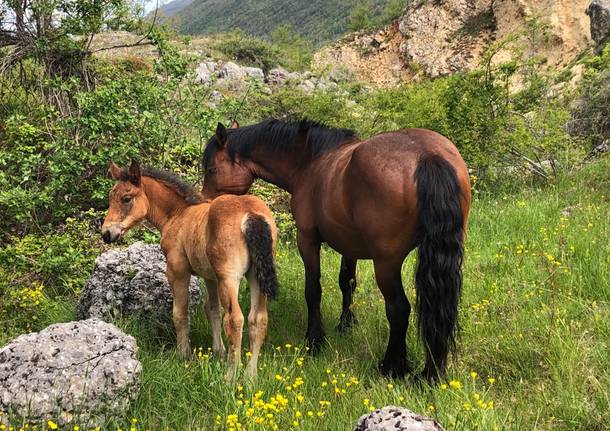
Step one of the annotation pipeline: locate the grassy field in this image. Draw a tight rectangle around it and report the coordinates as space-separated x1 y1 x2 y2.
3 157 610 430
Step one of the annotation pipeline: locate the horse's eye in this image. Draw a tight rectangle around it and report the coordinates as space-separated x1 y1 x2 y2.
122 196 132 204
207 167 218 175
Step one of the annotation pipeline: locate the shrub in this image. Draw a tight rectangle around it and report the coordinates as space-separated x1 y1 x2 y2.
0 65 234 235
213 31 281 72
568 46 610 147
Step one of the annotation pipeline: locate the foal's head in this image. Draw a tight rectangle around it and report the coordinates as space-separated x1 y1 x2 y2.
101 160 149 244
202 121 254 199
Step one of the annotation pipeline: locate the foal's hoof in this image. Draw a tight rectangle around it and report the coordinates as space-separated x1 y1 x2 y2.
336 311 358 334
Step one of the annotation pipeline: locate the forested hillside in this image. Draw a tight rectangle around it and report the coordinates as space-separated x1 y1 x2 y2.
159 0 399 44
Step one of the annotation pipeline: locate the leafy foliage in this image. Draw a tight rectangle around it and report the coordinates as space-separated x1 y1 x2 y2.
568 45 610 147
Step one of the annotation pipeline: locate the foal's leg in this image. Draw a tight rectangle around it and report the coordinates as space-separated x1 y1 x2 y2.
245 269 268 379
337 256 358 333
297 230 325 354
373 258 411 378
218 276 244 380
166 261 191 359
203 278 225 356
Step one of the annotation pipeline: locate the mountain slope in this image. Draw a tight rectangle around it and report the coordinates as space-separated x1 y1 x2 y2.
159 0 394 45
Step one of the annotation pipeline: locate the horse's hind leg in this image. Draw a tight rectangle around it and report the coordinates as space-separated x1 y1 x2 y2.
166 261 192 359
218 275 244 381
373 258 411 378
203 278 225 357
245 269 268 379
337 256 358 333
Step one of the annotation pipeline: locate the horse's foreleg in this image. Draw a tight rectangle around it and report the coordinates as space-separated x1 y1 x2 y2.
373 258 411 378
218 276 244 381
297 230 325 354
166 266 191 359
203 278 225 357
337 256 358 333
245 269 268 379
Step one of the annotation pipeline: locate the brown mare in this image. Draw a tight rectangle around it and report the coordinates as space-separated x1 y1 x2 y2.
202 120 471 382
101 160 279 379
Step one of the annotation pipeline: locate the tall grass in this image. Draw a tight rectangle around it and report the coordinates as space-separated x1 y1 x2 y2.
3 158 609 430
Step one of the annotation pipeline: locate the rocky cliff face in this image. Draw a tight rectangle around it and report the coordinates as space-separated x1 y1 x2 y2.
314 0 593 85
398 0 495 77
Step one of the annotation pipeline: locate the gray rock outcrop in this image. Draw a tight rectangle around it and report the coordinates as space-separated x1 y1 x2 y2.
355 406 445 431
587 0 610 52
218 61 246 80
195 60 218 84
242 66 265 81
217 62 263 81
266 67 302 85
0 319 141 427
77 242 201 320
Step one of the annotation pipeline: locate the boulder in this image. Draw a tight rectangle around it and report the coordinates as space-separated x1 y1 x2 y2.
0 319 141 427
218 61 246 80
298 79 317 93
266 67 302 85
355 406 445 431
195 60 217 84
77 242 201 320
242 66 265 81
587 0 610 52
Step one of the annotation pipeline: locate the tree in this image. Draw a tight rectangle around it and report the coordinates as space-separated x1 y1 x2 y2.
350 1 372 32
1 0 150 77
271 24 313 71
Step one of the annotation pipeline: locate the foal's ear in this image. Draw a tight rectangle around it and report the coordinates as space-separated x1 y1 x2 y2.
109 161 122 180
128 160 141 186
215 122 228 147
230 119 239 129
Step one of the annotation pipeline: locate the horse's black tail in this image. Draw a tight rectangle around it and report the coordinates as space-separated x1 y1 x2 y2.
414 154 465 380
243 214 279 299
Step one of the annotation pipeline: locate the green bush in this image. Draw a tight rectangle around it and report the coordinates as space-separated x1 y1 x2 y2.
568 46 610 147
213 31 281 72
0 65 235 235
0 212 102 334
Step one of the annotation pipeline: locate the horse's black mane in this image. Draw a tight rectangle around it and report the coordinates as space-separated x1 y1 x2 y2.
119 166 203 205
203 118 358 169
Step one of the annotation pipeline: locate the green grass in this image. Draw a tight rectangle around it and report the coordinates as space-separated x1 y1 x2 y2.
3 157 610 430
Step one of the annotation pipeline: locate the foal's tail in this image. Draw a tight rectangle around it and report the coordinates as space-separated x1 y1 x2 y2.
243 214 279 299
414 154 465 379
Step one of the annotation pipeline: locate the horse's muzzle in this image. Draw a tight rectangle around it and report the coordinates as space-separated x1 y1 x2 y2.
101 224 122 244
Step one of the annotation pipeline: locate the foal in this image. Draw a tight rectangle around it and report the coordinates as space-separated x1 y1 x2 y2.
101 160 279 378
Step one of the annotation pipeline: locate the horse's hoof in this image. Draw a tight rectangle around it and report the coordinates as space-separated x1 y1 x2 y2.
305 332 326 356
336 312 358 334
416 366 441 385
378 358 410 379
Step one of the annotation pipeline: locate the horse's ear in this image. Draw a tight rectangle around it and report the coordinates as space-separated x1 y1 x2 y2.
109 161 122 180
215 122 228 148
128 160 141 186
230 120 239 129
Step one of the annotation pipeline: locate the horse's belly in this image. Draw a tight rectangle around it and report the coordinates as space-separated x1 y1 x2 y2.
188 253 216 280
317 222 372 259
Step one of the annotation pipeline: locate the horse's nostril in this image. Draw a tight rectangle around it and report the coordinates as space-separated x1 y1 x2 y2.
102 230 111 244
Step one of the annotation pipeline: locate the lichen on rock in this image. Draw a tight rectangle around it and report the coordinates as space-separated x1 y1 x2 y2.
0 319 141 427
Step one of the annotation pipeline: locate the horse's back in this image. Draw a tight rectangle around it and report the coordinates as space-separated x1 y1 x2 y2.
205 194 277 275
321 128 468 259
208 194 275 229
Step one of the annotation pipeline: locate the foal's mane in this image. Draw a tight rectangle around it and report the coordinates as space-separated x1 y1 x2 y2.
203 118 358 168
119 167 204 205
